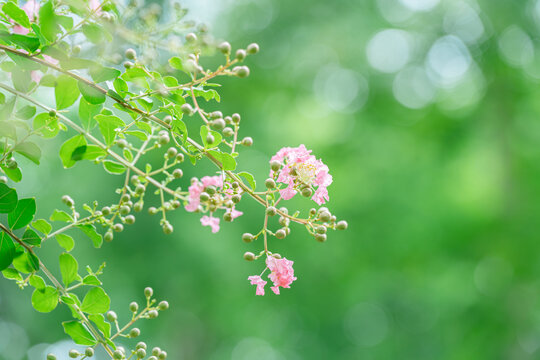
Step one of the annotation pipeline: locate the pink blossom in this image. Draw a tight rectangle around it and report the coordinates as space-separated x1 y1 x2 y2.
230 209 243 219
266 257 297 295
248 275 267 296
200 215 220 233
269 145 332 205
13 0 39 35
89 0 102 13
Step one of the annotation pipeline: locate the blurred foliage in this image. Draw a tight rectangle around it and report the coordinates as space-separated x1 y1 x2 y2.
3 0 540 359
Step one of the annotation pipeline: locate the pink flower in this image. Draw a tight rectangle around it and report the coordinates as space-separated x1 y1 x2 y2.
266 257 297 295
248 275 267 296
230 208 243 219
13 0 39 35
89 0 102 13
269 145 332 205
200 215 220 233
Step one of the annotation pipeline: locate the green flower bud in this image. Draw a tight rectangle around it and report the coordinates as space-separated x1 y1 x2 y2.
315 233 327 242
125 48 137 59
158 134 170 145
206 185 216 195
130 328 141 338
104 230 114 242
279 216 290 227
218 41 231 54
0 176 7 184
210 111 223 119
136 348 146 358
47 354 57 360
243 251 255 261
206 134 215 144
125 215 135 224
265 178 276 189
120 205 131 215
222 127 234 137
123 61 134 69
159 351 168 360
61 195 74 207
211 118 226 130
158 301 169 310
180 103 194 115
164 115 173 124
224 116 233 124
223 212 232 222
152 348 161 356
148 207 158 215
106 311 117 322
163 223 173 234
275 229 286 239
270 160 281 172
247 43 260 54
319 211 331 222
231 194 241 203
148 310 159 318
241 137 253 146
171 200 181 209
72 45 81 55
199 192 210 202
336 220 348 230
134 201 144 212
316 225 326 234
113 223 124 232
113 350 123 359
131 175 140 185
232 113 241 123
176 153 185 162
48 109 57 117
136 342 147 350
85 347 94 357
144 287 153 297
242 233 254 243
167 147 178 158
69 349 79 358
331 215 337 223
102 206 111 215
135 184 145 195
6 158 17 169
266 206 277 216
130 301 139 312
235 49 246 61
234 65 250 78
301 188 313 197
186 32 197 42
121 193 131 203
232 181 239 188
273 253 282 259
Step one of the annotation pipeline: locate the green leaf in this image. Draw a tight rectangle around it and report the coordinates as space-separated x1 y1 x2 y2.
220 152 237 171
78 81 106 104
95 114 125 146
82 23 105 44
33 113 60 138
200 125 222 148
77 224 102 248
32 219 52 235
14 141 41 165
81 145 106 161
0 31 39 52
11 68 33 93
0 232 15 271
102 160 126 174
13 252 39 273
81 287 110 315
50 209 73 222
56 233 74 252
8 198 36 230
55 75 80 110
1 165 22 182
62 321 97 345
88 314 111 338
32 286 59 313
29 274 46 290
2 268 22 281
238 171 256 191
59 252 78 287
22 228 41 246
83 274 102 286
89 66 121 83
169 56 184 70
6 51 41 71
15 105 36 120
0 183 18 213
59 134 86 168
39 1 60 42
2 2 31 28
79 98 102 130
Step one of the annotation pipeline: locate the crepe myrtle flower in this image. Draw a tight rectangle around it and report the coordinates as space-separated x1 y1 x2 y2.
248 256 297 296
186 175 243 233
270 145 332 205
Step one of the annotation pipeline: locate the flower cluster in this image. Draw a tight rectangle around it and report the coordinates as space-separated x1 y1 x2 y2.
248 257 297 296
270 145 333 205
185 175 243 233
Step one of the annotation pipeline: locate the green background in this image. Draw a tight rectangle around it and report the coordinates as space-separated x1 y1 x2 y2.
3 0 540 358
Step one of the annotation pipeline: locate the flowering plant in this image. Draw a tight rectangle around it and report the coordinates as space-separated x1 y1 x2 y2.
0 0 347 358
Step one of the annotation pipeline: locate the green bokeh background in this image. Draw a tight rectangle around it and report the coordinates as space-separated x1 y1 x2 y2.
3 0 540 358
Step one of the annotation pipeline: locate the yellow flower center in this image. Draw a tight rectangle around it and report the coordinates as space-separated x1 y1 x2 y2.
295 162 317 185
